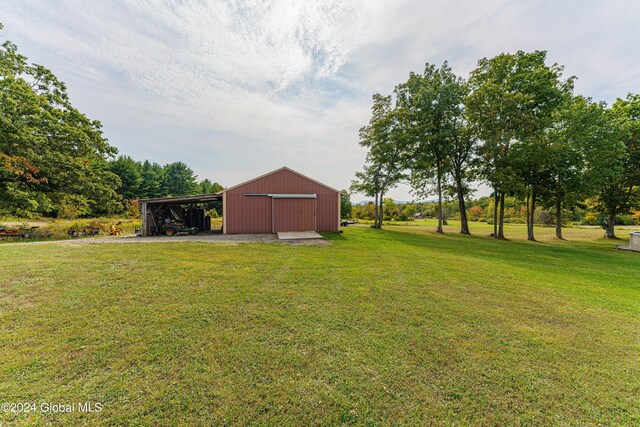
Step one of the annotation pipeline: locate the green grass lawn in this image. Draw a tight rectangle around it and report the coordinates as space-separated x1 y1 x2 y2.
1 222 639 425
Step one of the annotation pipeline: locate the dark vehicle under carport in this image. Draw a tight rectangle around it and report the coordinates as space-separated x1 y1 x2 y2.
140 193 222 237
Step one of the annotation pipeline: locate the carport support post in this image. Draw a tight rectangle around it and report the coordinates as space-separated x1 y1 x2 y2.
141 202 148 237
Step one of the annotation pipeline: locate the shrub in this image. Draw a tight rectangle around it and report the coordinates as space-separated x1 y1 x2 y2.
583 211 602 225
467 205 484 221
57 194 90 219
616 215 636 226
126 198 141 218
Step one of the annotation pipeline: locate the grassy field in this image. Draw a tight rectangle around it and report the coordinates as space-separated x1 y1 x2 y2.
1 222 639 425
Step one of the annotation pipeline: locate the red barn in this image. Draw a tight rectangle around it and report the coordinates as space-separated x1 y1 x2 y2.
222 167 340 234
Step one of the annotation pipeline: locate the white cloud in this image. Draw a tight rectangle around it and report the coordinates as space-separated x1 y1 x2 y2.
3 0 640 200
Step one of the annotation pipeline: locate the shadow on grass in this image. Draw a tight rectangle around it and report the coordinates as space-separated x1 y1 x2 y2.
355 226 640 288
322 231 347 241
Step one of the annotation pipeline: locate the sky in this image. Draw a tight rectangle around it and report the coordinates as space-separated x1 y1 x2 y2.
3 0 640 201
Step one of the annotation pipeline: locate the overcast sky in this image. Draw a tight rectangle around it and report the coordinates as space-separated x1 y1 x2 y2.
3 0 640 201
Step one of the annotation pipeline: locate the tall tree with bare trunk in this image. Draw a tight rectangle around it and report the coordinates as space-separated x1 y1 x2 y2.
541 97 615 239
466 50 571 239
352 94 406 229
396 62 466 234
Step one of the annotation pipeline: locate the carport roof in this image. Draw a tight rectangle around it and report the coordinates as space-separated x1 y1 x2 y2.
139 193 223 204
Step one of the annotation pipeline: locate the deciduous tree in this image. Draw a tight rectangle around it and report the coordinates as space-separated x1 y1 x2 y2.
352 94 406 229
0 23 119 217
541 97 615 239
595 94 640 238
396 62 466 233
340 190 352 218
466 50 571 238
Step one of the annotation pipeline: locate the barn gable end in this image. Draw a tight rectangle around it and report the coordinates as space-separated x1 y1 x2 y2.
223 167 340 234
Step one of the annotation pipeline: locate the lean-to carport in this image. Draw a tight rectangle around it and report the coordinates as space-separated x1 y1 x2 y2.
140 193 223 237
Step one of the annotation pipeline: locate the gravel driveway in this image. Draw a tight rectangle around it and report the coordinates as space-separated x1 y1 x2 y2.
5 232 330 246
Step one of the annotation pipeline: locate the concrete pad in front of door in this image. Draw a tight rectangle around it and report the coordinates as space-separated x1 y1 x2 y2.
277 231 323 240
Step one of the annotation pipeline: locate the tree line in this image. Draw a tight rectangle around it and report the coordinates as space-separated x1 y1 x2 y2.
351 51 639 240
351 197 640 227
107 156 223 200
0 24 222 219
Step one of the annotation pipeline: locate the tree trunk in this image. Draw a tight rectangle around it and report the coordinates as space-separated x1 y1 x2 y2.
497 192 505 239
456 173 470 235
527 191 536 241
377 192 384 229
604 214 617 239
373 192 379 229
493 190 498 238
525 192 530 238
436 170 443 234
555 200 563 239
